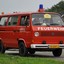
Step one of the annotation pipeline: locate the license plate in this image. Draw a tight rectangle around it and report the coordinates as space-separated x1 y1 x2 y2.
49 44 59 48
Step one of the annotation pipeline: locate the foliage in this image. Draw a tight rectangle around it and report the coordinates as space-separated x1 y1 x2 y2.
46 1 64 13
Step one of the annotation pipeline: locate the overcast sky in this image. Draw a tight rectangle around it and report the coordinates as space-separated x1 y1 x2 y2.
0 0 62 13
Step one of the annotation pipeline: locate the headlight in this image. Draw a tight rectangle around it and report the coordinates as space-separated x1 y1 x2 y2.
34 32 39 37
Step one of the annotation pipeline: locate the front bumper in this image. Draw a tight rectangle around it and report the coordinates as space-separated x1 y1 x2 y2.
31 44 64 49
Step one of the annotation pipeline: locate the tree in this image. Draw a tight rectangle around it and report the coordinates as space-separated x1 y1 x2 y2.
46 1 64 13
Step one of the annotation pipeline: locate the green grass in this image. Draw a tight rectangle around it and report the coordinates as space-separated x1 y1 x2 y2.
0 54 64 64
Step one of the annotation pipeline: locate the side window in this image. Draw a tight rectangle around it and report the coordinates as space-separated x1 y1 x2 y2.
20 16 29 26
8 16 18 26
0 17 8 26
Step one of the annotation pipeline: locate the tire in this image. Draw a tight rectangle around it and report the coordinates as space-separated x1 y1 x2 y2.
19 42 28 56
0 42 5 53
29 49 35 54
52 49 62 57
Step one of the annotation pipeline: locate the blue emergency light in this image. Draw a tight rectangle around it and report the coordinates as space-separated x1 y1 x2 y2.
39 4 43 9
38 4 44 12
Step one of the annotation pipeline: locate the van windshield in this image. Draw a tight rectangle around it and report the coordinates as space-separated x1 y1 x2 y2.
32 13 64 26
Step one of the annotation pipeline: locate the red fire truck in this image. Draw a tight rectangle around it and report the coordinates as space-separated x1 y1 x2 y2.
0 4 64 57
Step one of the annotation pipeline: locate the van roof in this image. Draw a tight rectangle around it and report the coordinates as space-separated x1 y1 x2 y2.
0 12 58 17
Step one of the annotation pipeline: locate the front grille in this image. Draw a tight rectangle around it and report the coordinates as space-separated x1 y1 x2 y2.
41 31 64 36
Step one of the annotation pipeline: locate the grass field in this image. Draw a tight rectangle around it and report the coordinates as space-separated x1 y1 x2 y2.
0 54 64 64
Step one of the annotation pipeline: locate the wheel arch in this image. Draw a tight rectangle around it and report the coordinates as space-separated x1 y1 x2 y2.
18 38 27 47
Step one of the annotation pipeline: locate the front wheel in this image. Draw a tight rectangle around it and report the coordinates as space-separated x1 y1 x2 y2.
52 49 62 57
19 42 28 56
0 42 5 53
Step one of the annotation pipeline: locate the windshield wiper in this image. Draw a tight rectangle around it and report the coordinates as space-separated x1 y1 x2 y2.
34 23 42 25
50 23 60 25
